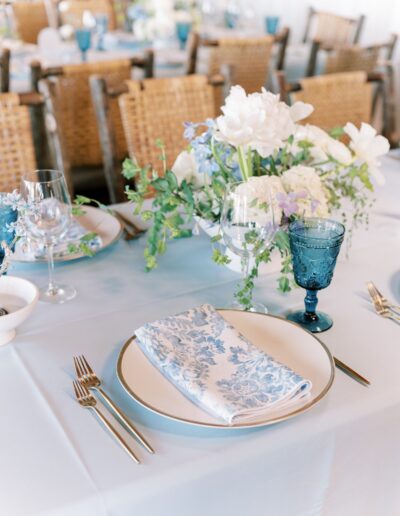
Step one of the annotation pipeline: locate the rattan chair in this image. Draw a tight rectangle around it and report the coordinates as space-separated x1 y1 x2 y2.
90 74 224 202
191 36 274 95
32 52 153 200
58 0 116 29
12 1 49 44
0 48 10 92
303 7 364 49
325 45 380 74
289 72 373 131
0 91 67 192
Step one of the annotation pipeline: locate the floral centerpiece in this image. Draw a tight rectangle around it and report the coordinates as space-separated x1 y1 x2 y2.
122 86 390 309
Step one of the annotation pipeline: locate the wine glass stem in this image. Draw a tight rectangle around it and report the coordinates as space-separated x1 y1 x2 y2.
304 289 319 321
241 254 250 279
47 244 57 296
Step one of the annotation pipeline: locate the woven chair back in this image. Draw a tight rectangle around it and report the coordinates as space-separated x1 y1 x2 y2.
292 72 372 130
197 37 274 95
0 93 37 192
58 0 116 29
119 75 217 170
49 59 132 167
325 46 380 74
12 1 49 44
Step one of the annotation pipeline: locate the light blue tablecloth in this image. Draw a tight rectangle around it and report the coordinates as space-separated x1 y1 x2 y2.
2 155 400 515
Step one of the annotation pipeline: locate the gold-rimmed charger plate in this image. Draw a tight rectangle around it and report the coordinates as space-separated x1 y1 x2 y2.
117 310 335 429
11 206 122 263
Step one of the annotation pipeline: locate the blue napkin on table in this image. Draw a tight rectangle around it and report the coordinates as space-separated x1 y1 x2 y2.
135 304 312 425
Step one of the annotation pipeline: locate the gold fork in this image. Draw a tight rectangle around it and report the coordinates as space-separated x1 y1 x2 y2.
367 281 400 313
74 355 154 454
367 285 400 324
73 381 140 464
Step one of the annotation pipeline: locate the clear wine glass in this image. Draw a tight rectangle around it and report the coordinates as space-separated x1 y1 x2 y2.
221 181 276 312
21 170 76 304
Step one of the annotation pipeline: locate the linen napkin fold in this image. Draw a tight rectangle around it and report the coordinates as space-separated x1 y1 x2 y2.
16 219 102 259
135 304 312 425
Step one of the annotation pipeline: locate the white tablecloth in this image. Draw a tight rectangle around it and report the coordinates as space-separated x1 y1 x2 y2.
3 154 400 516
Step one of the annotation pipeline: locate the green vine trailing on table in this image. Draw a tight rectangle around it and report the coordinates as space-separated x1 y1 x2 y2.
122 85 389 309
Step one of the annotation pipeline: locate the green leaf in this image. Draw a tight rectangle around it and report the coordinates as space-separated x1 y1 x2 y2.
278 276 290 293
211 234 222 243
274 230 290 251
165 170 178 191
80 232 97 243
329 126 345 139
212 248 231 265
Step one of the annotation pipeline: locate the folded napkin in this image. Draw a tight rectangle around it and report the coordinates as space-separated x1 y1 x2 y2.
16 219 102 259
135 304 312 425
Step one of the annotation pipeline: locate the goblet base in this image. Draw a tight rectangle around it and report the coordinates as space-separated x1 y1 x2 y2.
40 284 76 304
287 310 333 333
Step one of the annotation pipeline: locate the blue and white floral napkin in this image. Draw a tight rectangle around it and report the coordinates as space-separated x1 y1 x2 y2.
135 304 312 425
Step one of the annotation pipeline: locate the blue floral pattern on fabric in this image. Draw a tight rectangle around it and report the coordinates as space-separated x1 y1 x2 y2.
135 305 312 424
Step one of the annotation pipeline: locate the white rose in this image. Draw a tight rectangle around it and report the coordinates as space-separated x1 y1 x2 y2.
235 176 285 224
344 122 390 186
172 150 209 188
281 165 329 218
293 124 352 164
215 86 313 158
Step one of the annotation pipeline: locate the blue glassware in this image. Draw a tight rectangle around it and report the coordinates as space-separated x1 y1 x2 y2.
265 16 279 35
176 21 192 50
287 218 345 333
224 10 238 29
75 28 92 62
94 14 108 51
0 194 18 274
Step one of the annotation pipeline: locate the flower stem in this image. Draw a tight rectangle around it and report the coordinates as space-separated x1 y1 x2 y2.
237 146 249 181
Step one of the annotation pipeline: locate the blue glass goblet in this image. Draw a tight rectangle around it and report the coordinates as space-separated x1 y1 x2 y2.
75 28 92 62
265 16 279 35
0 194 18 275
176 21 192 50
287 218 345 333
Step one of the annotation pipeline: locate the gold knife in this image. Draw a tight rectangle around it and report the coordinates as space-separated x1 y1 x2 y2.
334 357 370 387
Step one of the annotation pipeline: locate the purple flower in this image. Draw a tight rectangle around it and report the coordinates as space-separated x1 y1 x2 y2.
310 198 320 213
276 190 308 217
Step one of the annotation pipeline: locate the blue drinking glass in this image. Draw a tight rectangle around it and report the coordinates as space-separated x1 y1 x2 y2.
265 16 279 35
176 21 192 50
287 218 345 333
0 194 18 275
75 28 92 62
224 10 238 29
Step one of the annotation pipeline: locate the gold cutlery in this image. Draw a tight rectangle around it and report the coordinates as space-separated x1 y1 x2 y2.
367 281 400 313
113 211 145 241
334 357 370 387
74 355 154 454
73 381 140 464
367 283 400 324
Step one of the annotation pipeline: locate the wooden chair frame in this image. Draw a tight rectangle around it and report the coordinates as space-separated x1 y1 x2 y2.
0 47 10 93
90 73 228 203
303 7 365 46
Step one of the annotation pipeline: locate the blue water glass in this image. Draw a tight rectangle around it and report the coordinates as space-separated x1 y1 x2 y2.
287 218 345 333
0 195 18 273
224 10 238 29
176 21 192 50
75 28 92 62
265 16 279 35
94 14 108 51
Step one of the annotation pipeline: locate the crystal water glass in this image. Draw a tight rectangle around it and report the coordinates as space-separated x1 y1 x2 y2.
75 28 91 62
21 170 76 304
221 182 276 312
287 218 345 333
94 13 108 51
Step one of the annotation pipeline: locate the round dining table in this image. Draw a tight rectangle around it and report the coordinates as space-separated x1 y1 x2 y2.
2 153 400 516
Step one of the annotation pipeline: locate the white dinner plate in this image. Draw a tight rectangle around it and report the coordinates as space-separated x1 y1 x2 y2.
12 206 122 263
117 310 335 429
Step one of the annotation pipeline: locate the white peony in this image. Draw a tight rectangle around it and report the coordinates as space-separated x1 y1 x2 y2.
215 86 313 158
172 150 209 188
281 165 329 218
293 124 352 164
344 122 390 186
235 175 285 224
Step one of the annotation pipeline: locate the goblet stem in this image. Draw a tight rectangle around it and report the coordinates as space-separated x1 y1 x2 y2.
81 51 87 62
241 254 250 279
304 289 319 322
46 244 57 296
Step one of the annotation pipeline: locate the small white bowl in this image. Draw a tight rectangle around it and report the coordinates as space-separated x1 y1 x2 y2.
0 276 39 345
